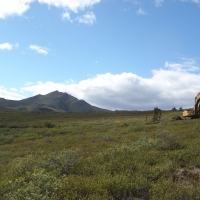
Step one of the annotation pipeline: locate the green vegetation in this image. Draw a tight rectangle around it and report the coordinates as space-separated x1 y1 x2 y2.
152 107 162 123
1 108 200 199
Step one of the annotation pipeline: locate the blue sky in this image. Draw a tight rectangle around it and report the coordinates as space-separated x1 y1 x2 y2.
1 0 200 110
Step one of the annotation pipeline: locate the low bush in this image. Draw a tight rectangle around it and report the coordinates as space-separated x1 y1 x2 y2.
2 169 62 200
129 122 145 132
44 121 55 128
155 130 182 151
40 150 80 175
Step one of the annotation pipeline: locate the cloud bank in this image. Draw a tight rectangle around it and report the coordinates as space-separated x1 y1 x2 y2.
0 0 100 21
1 58 198 111
0 87 24 100
0 0 199 23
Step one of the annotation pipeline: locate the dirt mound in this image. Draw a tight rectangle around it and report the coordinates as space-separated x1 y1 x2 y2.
173 165 200 185
170 115 183 121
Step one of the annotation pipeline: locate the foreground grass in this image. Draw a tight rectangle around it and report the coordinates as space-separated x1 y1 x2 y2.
1 109 200 199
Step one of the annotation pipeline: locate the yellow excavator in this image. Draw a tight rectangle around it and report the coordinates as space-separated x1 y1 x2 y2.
183 92 200 119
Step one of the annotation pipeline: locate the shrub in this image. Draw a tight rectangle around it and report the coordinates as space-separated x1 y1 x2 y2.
41 150 80 175
2 169 62 200
103 135 114 142
105 175 150 200
129 122 145 132
134 131 182 151
11 154 38 176
44 121 55 128
155 130 181 151
134 136 157 150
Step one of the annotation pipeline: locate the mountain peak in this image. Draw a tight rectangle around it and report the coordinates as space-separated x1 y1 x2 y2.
0 91 109 112
50 90 60 94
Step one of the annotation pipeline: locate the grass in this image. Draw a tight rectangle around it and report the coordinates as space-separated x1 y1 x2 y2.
1 108 200 199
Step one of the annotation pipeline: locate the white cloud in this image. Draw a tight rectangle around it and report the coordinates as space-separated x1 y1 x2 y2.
0 0 199 20
191 0 200 3
38 0 101 13
0 0 100 20
62 11 72 22
0 43 19 50
137 8 147 15
155 0 200 6
165 58 199 72
124 0 140 5
0 0 34 18
29 45 48 55
25 82 34 86
180 0 200 3
38 0 100 25
10 88 18 92
0 43 13 50
19 58 200 111
1 58 199 110
0 86 24 100
155 0 164 7
76 12 96 25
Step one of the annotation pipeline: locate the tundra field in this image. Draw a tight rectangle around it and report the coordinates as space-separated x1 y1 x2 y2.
1 108 200 199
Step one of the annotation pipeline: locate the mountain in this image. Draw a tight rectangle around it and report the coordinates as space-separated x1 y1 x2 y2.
0 91 109 112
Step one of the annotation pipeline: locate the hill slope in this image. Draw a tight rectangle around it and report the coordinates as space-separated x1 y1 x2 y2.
0 91 109 112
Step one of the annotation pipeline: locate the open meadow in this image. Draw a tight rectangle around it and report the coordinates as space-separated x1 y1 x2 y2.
1 108 200 199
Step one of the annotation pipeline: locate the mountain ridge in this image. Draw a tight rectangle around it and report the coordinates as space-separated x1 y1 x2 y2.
0 91 109 112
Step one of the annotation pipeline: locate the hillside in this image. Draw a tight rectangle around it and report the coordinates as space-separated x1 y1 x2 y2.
0 91 109 112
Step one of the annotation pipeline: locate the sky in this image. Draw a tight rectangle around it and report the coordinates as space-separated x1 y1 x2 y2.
1 0 200 111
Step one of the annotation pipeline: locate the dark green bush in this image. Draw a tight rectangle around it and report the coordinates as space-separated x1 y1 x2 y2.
44 121 55 128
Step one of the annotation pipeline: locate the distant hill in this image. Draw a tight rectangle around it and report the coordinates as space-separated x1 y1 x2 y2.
0 91 109 112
